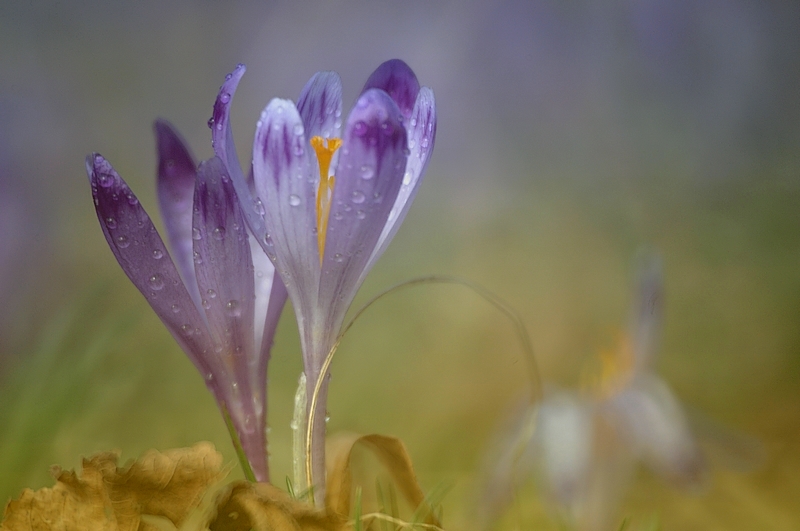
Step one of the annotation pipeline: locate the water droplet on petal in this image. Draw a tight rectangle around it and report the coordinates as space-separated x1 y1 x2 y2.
152 249 164 259
293 123 304 136
220 92 231 103
356 210 366 220
148 274 165 291
171 304 181 313
353 121 368 136
202 299 211 309
333 211 343 221
403 171 412 185
421 137 429 148
97 173 115 188
333 253 343 263
206 373 214 381
226 299 241 317
116 235 130 248
351 190 366 204
254 198 265 216
105 217 117 229
207 117 215 129
212 226 226 240
192 227 202 240
207 289 217 299
359 165 374 180
288 194 301 206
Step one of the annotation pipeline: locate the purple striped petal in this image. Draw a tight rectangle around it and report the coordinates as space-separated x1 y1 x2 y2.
250 233 288 367
252 99 319 316
211 64 269 252
191 157 255 367
318 89 407 331
362 86 437 279
155 120 202 310
361 59 421 120
297 71 343 140
87 154 211 376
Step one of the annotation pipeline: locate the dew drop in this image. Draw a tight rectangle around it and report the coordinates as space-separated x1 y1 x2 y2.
171 304 181 314
408 139 416 150
410 117 418 127
421 137 429 148
152 249 164 259
148 274 165 291
207 117 215 129
116 235 130 248
356 210 366 220
351 190 366 204
212 226 226 240
353 121 368 136
373 192 382 203
202 299 211 309
220 92 231 103
359 165 375 180
105 217 117 229
207 289 217 299
192 227 202 240
380 121 393 135
333 253 343 263
226 299 242 317
333 211 343 221
97 173 115 188
254 198 265 216
288 194 301 206
403 171 412 185
206 373 214 381
293 123 304 136
193 251 203 265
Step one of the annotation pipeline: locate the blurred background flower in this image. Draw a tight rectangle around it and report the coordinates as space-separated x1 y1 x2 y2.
0 1 798 529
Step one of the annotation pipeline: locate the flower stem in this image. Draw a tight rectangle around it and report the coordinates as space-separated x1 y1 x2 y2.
222 403 257 483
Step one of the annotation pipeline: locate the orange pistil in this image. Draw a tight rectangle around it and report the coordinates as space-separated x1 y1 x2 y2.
310 136 342 264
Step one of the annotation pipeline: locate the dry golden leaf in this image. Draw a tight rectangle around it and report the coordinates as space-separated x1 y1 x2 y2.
325 433 441 527
207 481 344 531
1 442 224 531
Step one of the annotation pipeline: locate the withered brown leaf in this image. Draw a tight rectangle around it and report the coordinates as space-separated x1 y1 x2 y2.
325 433 441 527
1 442 224 531
208 481 344 531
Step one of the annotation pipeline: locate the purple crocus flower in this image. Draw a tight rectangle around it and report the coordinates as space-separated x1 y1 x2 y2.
209 59 436 498
86 121 287 482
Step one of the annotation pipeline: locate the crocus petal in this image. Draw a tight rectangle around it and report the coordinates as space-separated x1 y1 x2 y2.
250 232 288 365
611 375 706 485
296 71 343 140
253 99 319 317
535 392 594 506
211 64 269 253
362 87 437 278
629 252 663 372
318 89 407 332
361 59 420 120
87 154 211 375
155 120 203 311
192 157 256 369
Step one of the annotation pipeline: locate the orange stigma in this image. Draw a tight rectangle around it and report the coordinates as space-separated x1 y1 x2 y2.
310 136 342 263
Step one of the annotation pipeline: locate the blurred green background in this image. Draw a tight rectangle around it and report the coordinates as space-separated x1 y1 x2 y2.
1 1 798 529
